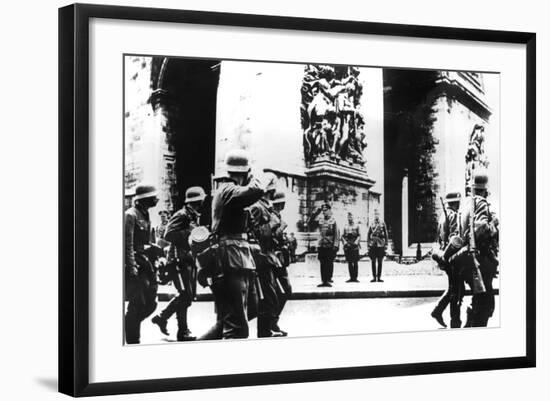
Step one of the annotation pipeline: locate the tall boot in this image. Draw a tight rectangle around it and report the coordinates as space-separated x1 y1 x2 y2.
377 257 384 282
371 259 377 282
125 311 140 344
176 306 195 341
464 307 473 328
257 314 271 337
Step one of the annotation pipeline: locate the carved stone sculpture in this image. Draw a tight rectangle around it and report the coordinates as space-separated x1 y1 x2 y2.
301 64 367 166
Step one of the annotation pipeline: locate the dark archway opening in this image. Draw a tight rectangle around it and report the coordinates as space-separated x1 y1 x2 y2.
159 58 221 226
383 68 439 254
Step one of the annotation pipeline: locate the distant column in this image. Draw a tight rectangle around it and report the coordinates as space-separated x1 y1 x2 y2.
401 172 409 255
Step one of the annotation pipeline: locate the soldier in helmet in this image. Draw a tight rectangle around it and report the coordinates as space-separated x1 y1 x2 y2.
150 186 206 341
271 189 292 336
124 184 160 344
431 191 463 328
459 172 499 327
247 172 286 337
209 149 265 339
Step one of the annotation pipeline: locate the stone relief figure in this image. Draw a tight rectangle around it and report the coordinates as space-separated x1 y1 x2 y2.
465 124 489 190
301 64 367 166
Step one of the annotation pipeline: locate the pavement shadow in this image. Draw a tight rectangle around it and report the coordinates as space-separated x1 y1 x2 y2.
36 377 57 392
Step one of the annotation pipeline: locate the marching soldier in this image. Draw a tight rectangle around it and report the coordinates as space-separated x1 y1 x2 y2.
341 212 361 283
459 172 499 327
151 186 206 341
272 190 292 336
431 191 463 328
312 203 339 287
367 212 388 282
247 172 285 338
209 149 265 339
124 184 160 344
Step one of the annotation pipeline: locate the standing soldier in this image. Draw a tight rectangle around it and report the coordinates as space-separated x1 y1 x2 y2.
367 212 388 282
150 186 206 341
459 172 499 327
272 190 292 336
124 184 160 344
341 212 361 283
288 232 298 264
210 149 265 339
312 203 339 287
247 173 284 338
431 191 463 328
154 209 171 249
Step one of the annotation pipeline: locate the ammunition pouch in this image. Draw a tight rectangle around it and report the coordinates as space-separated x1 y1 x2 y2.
448 246 486 294
431 249 448 270
158 260 177 285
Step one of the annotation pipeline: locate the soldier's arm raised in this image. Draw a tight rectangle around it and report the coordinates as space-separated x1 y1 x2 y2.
226 178 265 209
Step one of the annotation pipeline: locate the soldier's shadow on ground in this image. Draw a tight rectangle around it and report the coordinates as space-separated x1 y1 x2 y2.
35 377 57 392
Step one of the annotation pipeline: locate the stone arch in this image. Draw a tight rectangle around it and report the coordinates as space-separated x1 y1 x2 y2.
150 57 221 225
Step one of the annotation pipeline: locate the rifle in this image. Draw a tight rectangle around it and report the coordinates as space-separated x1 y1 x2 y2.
440 196 449 247
469 185 486 294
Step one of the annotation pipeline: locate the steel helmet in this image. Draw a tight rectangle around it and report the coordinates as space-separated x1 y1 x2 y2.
472 172 489 190
445 191 462 203
133 184 158 201
185 186 206 203
272 190 286 204
225 149 251 173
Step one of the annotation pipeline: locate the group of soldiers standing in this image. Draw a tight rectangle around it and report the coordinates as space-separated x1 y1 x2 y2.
311 206 389 287
431 172 500 328
124 149 295 344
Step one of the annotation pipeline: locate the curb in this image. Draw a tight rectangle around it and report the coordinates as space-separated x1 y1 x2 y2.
157 288 499 302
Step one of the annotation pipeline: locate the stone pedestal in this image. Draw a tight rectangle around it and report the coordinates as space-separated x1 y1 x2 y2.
300 157 376 250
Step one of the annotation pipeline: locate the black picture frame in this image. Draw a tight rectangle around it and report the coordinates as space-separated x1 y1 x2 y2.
59 3 536 397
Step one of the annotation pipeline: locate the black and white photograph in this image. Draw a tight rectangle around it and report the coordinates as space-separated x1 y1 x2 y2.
123 56 500 345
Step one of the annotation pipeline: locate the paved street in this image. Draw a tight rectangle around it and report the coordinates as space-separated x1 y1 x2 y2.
137 295 500 345
158 258 499 300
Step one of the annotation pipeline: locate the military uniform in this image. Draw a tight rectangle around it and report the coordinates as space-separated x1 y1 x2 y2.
247 197 282 337
317 212 339 286
124 205 158 344
271 207 292 335
288 235 298 263
367 219 388 282
431 196 464 328
458 193 499 327
342 222 361 282
153 204 200 340
211 176 264 339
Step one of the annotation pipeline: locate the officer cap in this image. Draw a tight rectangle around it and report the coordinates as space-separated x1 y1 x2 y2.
472 172 489 190
262 172 278 192
445 191 461 203
133 184 158 201
225 149 251 173
272 190 286 204
185 186 206 203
